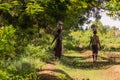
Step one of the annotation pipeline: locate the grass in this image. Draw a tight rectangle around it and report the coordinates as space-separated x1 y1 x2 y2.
54 51 120 80
0 55 45 80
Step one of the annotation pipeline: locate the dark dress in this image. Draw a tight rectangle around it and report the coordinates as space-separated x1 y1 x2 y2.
92 45 98 54
53 29 62 59
91 35 99 54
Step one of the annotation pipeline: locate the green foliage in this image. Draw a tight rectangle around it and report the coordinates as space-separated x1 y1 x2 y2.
63 30 91 51
0 70 8 80
45 0 69 22
25 44 53 61
0 56 44 80
38 29 53 46
105 0 120 19
63 25 120 51
0 2 12 12
25 2 44 15
0 0 119 79
7 57 40 80
55 73 71 80
0 25 16 59
0 0 119 32
18 13 33 29
23 29 54 61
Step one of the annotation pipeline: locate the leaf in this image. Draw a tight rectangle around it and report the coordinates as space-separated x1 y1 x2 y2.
11 1 20 6
0 3 12 11
25 2 44 15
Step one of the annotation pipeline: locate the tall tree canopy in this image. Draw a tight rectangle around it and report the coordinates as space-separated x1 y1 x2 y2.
0 0 119 31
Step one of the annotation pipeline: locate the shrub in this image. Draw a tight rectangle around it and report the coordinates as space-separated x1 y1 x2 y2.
6 56 43 80
0 25 16 59
0 70 8 80
25 44 53 62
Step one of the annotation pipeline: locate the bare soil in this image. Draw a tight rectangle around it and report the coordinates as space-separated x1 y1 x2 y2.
37 50 120 80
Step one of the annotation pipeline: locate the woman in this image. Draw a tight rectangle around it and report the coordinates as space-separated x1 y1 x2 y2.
89 31 101 62
52 21 63 59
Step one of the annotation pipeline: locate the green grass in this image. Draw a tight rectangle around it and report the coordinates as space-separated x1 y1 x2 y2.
0 56 45 80
54 51 120 80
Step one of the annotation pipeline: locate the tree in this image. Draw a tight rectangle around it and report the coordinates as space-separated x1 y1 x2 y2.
0 0 119 30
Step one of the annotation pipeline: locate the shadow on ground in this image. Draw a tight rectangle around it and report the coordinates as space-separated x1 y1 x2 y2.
60 55 120 70
37 63 72 80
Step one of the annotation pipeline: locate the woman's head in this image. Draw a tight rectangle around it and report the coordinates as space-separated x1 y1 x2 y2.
57 21 63 29
91 24 98 31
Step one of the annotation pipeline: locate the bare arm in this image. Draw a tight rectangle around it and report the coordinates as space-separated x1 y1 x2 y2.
98 36 101 48
51 30 59 45
89 36 92 48
51 34 57 45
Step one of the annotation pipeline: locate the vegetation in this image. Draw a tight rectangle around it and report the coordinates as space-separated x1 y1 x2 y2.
55 51 120 80
0 0 120 79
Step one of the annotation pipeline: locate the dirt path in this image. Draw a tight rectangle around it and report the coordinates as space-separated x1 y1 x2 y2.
37 61 72 80
37 62 61 80
38 63 55 75
37 50 120 80
81 50 120 80
97 65 120 80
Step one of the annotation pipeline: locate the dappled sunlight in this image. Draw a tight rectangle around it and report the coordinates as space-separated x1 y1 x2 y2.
59 51 120 70
37 63 72 80
0 0 120 79
54 50 120 80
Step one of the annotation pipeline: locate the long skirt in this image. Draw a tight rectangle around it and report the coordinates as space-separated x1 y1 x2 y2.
54 40 62 59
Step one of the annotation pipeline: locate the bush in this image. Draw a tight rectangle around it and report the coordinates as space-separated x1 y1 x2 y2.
25 44 53 62
63 30 91 51
5 56 43 80
0 70 8 80
0 25 16 59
